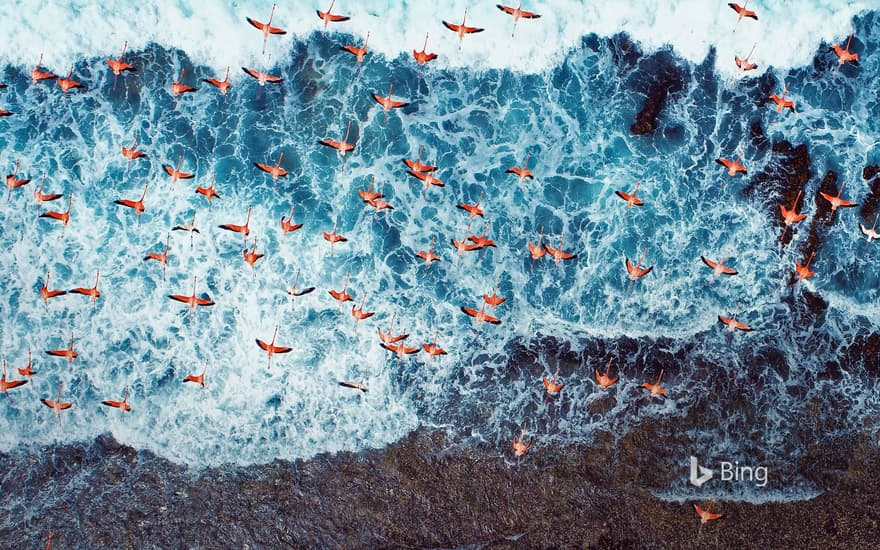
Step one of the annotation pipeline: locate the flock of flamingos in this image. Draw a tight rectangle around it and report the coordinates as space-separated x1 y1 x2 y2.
0 1 870 532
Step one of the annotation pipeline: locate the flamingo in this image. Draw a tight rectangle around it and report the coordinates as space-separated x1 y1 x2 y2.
694 500 723 524
641 370 667 398
143 233 171 280
39 194 72 228
595 359 618 389
735 42 758 72
497 2 541 37
506 153 534 183
768 83 795 113
831 32 859 65
280 205 303 233
317 0 350 30
256 326 293 368
412 33 438 66
172 212 200 247
341 32 370 64
162 156 195 185
246 4 287 54
101 386 132 413
203 67 233 95
442 9 484 51
218 207 252 239
184 360 208 388
168 276 215 309
41 383 72 428
170 68 198 97
195 173 221 203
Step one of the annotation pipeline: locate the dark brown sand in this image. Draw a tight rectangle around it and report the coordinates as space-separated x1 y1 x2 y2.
1 423 877 549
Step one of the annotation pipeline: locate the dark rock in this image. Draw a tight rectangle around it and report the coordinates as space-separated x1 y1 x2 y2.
859 165 880 221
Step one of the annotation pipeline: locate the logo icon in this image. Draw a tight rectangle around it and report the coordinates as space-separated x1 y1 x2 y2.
689 456 713 487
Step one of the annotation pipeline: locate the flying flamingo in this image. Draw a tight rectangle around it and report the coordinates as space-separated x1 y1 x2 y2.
461 303 501 326
372 83 409 116
39 194 72 228
716 147 747 178
170 68 197 97
184 360 208 388
203 67 233 95
107 41 136 90
831 32 859 65
416 237 441 270
442 9 484 51
0 361 28 397
329 273 353 305
412 33 438 66
69 271 102 307
318 121 356 158
254 153 287 185
168 276 215 309
242 237 265 272
859 213 880 243
255 326 293 368
595 358 619 389
33 175 62 206
641 370 667 398
351 294 375 325
544 235 576 264
543 368 564 395
779 190 807 241
422 330 447 359
5 161 31 197
323 218 348 253
41 383 72 428
57 66 84 94
287 269 316 309
700 256 738 278
45 333 77 363
101 387 132 413
30 53 56 86
40 271 67 311
317 0 350 30
172 212 200 247
625 248 653 281
218 207 252 239
512 424 531 457
195 173 221 203
341 32 370 64
615 181 644 213
735 42 758 72
768 83 796 113
17 351 36 380
144 233 171 280
378 312 409 345
728 1 758 32
280 205 303 233
795 251 816 281
457 191 485 219
121 131 147 164
246 4 287 54
694 500 723 524
114 184 149 224
819 181 857 218
496 2 541 37
242 65 284 86
403 146 435 173
163 156 195 185
506 153 534 184
718 305 753 344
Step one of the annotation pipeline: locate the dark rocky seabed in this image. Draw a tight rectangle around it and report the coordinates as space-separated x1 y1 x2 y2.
1 421 878 549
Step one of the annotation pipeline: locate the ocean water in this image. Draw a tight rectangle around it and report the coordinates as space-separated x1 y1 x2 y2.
1 0 879 502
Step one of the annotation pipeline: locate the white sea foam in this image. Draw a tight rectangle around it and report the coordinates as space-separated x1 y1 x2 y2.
0 1 873 79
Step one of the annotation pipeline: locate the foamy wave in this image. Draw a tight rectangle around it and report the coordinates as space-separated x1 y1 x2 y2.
0 1 872 78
